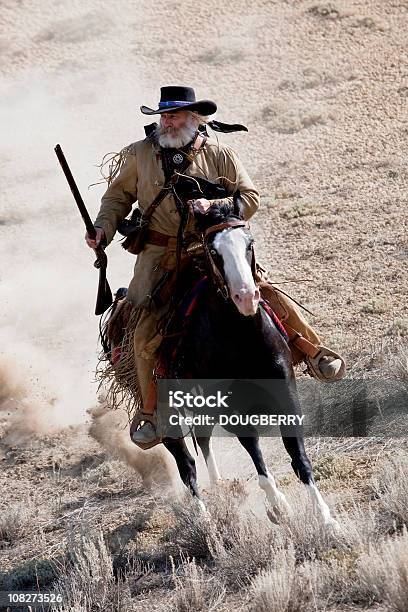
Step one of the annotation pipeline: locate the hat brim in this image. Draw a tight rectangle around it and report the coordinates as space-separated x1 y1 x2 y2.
140 99 217 116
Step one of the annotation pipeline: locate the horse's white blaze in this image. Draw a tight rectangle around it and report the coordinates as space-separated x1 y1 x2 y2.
205 439 221 484
259 473 292 515
213 228 260 316
307 483 338 527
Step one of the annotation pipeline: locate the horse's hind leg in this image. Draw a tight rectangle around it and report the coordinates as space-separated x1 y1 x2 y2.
237 435 292 521
281 434 337 528
163 438 206 512
196 431 221 484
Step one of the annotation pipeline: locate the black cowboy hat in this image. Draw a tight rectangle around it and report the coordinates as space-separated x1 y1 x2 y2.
140 86 217 116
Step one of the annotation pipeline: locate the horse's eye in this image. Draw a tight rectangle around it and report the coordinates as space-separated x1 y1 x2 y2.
247 241 254 251
210 249 217 256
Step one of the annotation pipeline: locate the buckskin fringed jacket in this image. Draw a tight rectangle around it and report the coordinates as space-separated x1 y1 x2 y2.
94 134 260 309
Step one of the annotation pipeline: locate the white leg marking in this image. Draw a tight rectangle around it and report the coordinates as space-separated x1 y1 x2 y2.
307 483 339 529
259 472 292 516
205 440 221 484
196 497 207 513
193 496 211 520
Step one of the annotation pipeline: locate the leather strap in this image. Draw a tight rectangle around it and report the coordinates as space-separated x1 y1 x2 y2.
146 229 174 246
204 220 247 237
284 323 321 359
142 133 205 222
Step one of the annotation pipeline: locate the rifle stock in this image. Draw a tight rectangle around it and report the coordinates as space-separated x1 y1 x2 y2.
54 144 113 315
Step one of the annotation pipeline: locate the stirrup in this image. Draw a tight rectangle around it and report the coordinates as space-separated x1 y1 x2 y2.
130 411 162 450
305 346 346 382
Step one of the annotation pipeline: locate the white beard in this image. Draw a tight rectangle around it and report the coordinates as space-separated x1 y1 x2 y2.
155 116 198 148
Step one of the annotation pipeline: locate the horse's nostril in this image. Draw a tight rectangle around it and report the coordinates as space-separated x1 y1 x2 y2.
234 293 241 302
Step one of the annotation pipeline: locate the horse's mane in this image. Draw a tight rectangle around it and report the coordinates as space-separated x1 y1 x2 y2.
194 199 243 233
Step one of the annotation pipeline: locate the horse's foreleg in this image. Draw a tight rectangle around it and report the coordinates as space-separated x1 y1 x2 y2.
237 435 292 520
280 434 338 528
163 438 206 511
196 433 221 484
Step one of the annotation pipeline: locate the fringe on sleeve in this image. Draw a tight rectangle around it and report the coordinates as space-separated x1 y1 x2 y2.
88 142 137 189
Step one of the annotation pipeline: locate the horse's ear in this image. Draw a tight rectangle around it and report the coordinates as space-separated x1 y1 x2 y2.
233 190 244 218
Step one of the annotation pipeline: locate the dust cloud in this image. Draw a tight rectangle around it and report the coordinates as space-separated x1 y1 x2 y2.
0 66 150 444
88 403 177 488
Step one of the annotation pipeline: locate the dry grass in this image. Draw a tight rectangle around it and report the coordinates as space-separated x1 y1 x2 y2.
0 502 34 544
357 528 408 611
387 318 408 338
52 530 133 611
361 298 391 315
3 342 408 610
169 556 226 612
246 549 318 612
164 482 247 561
2 424 408 611
210 514 286 588
372 454 408 532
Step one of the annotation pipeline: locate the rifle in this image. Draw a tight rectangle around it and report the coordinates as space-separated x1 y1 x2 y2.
54 144 113 315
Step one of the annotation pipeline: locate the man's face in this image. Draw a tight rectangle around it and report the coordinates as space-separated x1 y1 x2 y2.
156 110 198 148
160 110 190 133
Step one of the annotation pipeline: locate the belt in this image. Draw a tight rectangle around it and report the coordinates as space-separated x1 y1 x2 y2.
146 229 176 247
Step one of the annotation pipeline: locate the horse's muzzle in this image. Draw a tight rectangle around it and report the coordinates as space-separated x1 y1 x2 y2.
233 286 260 316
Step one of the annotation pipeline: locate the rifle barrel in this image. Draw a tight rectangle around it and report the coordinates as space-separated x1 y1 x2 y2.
54 144 96 239
54 143 112 315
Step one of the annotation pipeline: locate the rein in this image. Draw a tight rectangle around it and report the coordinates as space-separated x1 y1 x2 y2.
158 215 254 339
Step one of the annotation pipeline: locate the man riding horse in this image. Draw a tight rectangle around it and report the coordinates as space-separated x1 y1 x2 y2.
86 85 345 446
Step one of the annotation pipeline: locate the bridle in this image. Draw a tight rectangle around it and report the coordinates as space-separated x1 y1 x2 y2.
157 216 256 342
195 218 256 300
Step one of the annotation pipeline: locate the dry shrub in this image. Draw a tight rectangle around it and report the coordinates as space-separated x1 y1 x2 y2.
166 483 378 596
245 504 379 610
211 514 286 588
169 556 226 612
0 502 35 543
314 552 368 607
52 531 132 611
373 454 408 531
166 483 246 560
165 497 219 560
387 318 408 338
361 298 390 315
82 459 121 485
247 548 319 612
394 342 408 387
166 484 286 587
357 527 408 611
277 490 376 563
312 453 356 481
1 558 58 592
307 3 344 19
